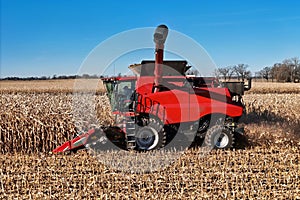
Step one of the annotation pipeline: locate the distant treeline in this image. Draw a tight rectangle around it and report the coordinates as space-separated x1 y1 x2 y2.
256 57 300 83
216 57 300 83
0 74 103 81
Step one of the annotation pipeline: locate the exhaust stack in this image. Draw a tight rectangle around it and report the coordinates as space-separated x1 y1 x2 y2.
153 24 168 92
244 78 252 91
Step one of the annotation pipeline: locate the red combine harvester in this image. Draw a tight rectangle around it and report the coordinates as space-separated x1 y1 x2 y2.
53 25 251 153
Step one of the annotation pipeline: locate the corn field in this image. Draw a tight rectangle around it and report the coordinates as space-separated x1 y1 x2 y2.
0 93 114 154
248 81 300 94
0 80 299 199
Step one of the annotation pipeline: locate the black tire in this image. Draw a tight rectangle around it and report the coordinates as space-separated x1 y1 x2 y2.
205 125 234 149
135 118 166 150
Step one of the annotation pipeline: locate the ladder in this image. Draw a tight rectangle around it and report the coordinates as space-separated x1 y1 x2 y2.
125 116 136 150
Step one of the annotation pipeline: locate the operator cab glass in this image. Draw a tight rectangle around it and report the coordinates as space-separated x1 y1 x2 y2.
104 79 136 112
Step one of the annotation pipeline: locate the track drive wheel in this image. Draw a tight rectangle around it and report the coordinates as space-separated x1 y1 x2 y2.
136 118 166 151
205 125 234 149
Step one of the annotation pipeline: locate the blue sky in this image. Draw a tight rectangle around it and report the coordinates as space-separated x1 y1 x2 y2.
1 0 300 77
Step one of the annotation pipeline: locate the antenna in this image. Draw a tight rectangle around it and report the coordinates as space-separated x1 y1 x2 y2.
114 63 116 76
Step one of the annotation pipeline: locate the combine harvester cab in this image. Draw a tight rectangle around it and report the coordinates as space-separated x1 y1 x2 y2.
53 24 251 153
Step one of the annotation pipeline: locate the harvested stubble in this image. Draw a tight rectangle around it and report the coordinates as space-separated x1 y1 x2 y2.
0 79 106 94
242 93 300 147
246 81 300 94
0 80 75 93
0 146 299 199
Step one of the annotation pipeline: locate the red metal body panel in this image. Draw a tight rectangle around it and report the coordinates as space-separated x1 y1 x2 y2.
135 86 243 124
104 75 243 124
